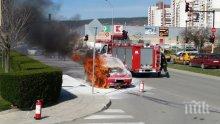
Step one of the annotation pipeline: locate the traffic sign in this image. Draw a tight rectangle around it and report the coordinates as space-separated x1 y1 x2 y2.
211 27 216 33
103 25 110 32
114 25 123 34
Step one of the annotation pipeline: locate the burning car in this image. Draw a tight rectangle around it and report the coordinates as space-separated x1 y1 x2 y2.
103 56 132 88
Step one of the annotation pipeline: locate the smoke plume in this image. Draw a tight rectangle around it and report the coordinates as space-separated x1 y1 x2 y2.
17 0 78 56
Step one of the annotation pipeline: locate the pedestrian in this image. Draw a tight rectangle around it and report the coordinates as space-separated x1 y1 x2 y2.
160 53 170 78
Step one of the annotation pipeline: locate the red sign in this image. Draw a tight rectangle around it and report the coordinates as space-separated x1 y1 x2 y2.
114 25 123 34
159 39 164 45
211 28 216 33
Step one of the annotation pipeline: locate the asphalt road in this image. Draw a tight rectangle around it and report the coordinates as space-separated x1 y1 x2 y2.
33 56 220 124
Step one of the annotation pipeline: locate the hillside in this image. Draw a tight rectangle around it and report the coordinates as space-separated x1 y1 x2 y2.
62 17 147 29
99 17 147 26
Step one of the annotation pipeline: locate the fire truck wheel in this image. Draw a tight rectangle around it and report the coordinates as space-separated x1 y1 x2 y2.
157 72 162 77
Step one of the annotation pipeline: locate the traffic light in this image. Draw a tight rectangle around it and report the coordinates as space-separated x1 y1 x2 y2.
209 34 215 43
122 30 128 40
185 2 190 12
84 34 89 41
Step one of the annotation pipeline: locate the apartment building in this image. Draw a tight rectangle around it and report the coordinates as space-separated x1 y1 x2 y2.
148 1 172 27
171 0 188 27
171 0 220 28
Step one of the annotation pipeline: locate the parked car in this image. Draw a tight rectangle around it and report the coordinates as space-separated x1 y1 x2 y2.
176 48 198 55
189 54 220 69
104 56 132 88
174 52 197 65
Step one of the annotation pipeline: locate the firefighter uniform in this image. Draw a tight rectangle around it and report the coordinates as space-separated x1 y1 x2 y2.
160 53 170 78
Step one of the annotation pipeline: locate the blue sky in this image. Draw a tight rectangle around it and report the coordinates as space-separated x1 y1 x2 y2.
53 0 170 20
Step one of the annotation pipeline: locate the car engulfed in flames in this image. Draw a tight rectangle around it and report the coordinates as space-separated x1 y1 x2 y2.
104 56 132 88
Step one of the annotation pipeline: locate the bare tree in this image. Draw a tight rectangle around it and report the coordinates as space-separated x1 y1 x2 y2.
0 0 31 73
181 27 210 51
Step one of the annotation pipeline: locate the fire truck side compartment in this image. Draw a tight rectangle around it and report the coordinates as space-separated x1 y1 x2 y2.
125 48 132 69
112 47 117 57
132 46 141 71
117 47 125 62
141 48 153 67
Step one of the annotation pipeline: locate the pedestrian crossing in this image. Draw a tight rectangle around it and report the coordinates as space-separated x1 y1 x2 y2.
80 109 145 124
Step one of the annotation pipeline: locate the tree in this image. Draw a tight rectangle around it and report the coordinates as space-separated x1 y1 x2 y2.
181 27 210 51
0 0 31 73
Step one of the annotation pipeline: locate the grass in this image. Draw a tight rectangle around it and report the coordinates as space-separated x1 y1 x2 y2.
168 64 220 77
0 96 11 112
0 57 12 112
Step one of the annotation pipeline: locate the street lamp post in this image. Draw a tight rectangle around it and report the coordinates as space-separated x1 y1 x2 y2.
105 0 114 43
92 27 98 94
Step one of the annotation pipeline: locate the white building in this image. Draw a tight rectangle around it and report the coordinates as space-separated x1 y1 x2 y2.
171 0 220 28
171 0 188 27
148 2 172 27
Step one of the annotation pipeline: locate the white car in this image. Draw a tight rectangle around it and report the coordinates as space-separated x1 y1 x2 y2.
176 48 198 55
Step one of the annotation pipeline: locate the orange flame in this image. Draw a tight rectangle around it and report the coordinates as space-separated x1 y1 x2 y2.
71 53 81 62
84 55 109 88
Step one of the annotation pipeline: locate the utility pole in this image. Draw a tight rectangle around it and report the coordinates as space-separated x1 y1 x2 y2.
211 10 215 53
105 0 114 43
92 27 98 94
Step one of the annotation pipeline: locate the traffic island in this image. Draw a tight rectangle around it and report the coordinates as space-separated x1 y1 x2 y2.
0 75 111 124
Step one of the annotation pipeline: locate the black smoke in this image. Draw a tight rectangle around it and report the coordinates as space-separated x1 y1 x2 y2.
17 0 78 56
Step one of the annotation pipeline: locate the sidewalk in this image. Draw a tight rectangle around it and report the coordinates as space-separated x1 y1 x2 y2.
0 75 111 124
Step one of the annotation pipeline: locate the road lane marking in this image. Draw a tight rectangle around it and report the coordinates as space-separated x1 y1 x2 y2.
85 122 145 124
103 109 125 113
85 115 133 120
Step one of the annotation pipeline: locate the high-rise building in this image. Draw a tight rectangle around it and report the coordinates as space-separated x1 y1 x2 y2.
0 0 2 26
171 0 220 28
148 1 172 27
171 0 188 27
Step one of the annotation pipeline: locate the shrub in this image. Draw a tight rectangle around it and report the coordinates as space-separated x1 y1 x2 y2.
0 52 63 109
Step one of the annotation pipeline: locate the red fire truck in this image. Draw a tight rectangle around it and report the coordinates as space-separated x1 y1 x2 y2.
110 43 161 75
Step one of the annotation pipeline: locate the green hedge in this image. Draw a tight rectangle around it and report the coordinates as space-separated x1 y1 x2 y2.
0 52 62 109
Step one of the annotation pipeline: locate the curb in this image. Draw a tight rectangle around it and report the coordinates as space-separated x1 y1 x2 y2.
168 68 220 81
60 95 111 124
101 97 112 112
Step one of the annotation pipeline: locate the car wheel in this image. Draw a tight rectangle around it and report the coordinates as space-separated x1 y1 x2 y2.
157 72 162 77
189 62 192 67
183 61 186 65
201 64 205 69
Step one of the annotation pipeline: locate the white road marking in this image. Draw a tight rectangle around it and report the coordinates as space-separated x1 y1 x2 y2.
103 109 125 113
85 115 133 120
85 122 145 124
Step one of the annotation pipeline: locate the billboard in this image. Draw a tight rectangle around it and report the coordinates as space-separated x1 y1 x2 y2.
145 27 157 35
159 27 169 37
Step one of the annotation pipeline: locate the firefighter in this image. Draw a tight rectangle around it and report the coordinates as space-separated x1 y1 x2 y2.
160 53 170 78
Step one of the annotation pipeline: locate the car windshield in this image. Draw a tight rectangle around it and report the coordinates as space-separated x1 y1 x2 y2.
109 67 124 73
189 53 197 56
104 57 125 68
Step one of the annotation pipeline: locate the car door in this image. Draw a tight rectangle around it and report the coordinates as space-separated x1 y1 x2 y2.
198 54 205 66
194 54 202 66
